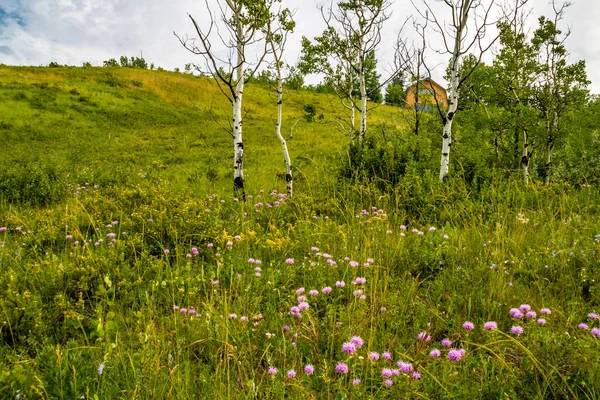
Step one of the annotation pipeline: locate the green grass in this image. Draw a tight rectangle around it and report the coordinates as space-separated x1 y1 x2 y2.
1 66 600 399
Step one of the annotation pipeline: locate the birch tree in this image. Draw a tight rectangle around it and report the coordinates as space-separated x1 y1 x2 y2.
265 8 295 196
176 0 274 196
419 0 498 181
531 1 589 184
301 0 392 142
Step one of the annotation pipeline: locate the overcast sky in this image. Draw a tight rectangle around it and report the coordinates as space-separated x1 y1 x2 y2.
1 0 598 93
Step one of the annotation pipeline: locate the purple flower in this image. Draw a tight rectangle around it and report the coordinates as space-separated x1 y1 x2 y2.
398 361 413 373
391 369 400 376
335 363 349 374
412 371 422 380
350 336 364 347
226 241 233 246
588 313 599 320
448 349 463 361
98 363 104 375
309 290 319 296
540 308 551 315
537 318 546 325
463 321 475 331
65 235 73 240
287 370 296 378
430 349 441 358
381 368 393 378
591 328 600 338
525 311 537 319
511 325 524 335
268 367 277 375
353 379 361 385
369 352 380 360
418 331 431 342
207 243 213 248
441 339 452 347
349 261 359 267
384 379 393 387
579 323 589 329
353 277 366 285
229 313 237 319
483 321 498 330
335 281 345 288
382 352 392 360
519 304 531 312
285 258 294 265
163 249 170 255
321 286 332 294
509 308 520 316
513 311 524 319
304 364 314 375
342 342 357 354
296 287 305 295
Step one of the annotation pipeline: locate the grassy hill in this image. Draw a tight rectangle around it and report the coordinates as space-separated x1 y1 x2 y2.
1 66 600 399
0 65 404 201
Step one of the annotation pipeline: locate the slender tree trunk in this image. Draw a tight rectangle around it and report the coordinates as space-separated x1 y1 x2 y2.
522 128 530 184
439 62 460 181
233 23 245 197
359 60 368 141
275 67 293 197
544 111 559 185
513 108 521 170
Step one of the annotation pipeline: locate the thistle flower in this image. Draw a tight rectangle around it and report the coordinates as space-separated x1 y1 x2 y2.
350 336 364 347
369 352 380 360
287 370 296 378
525 311 537 319
412 371 422 380
296 287 305 295
519 304 531 312
384 379 393 387
322 287 332 294
430 349 441 358
381 368 393 378
588 313 599 320
342 342 357 354
335 363 348 374
579 323 589 329
448 349 463 361
540 308 551 315
537 318 546 325
418 331 432 342
398 361 413 373
98 363 104 375
268 367 277 375
285 258 294 265
353 379 361 385
382 352 392 360
462 321 475 331
483 321 498 330
349 261 359 267
441 339 452 347
309 290 319 296
336 281 345 288
304 364 315 375
511 325 524 335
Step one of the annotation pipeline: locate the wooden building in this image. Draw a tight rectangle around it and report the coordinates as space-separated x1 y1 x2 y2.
405 78 448 112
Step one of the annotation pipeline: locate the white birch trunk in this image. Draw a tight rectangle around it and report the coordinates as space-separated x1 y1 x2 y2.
359 40 368 142
522 128 530 185
233 22 245 196
439 64 460 181
275 68 293 197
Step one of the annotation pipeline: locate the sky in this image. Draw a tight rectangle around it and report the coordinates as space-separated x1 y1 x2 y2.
0 0 598 93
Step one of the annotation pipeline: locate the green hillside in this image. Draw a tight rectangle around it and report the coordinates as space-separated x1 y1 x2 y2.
2 66 600 399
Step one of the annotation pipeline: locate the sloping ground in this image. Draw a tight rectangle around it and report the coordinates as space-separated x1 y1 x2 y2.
0 65 404 199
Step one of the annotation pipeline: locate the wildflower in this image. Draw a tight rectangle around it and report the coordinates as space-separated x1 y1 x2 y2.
350 336 364 347
400 225 407 230
335 363 349 374
398 361 413 373
525 311 537 319
380 306 387 312
367 258 374 263
579 323 589 329
188 308 195 314
349 261 359 267
268 367 277 375
462 321 475 331
509 308 520 316
483 321 497 330
519 304 531 312
285 258 294 265
430 349 441 358
298 302 310 311
540 308 551 315
418 331 431 342
589 313 599 320
192 247 199 255
229 314 237 319
381 368 393 378
391 369 400 376
448 349 463 361
353 379 361 385
297 296 307 303
66 235 73 240
304 364 314 375
353 277 366 285
296 287 305 295
511 326 524 335
186 253 192 258
412 371 422 380
226 241 233 246
370 352 380 360
384 379 393 387
513 311 524 319
322 287 332 294
443 234 449 239
248 258 255 264
336 281 345 288
591 328 600 338
173 305 179 311
382 352 392 360
98 363 104 375
0 227 6 232
537 318 546 325
441 339 452 347
211 279 219 285
311 247 319 252
342 342 357 354
163 249 170 255
309 290 319 296
180 308 187 314
287 370 296 378
429 227 436 232
207 243 213 248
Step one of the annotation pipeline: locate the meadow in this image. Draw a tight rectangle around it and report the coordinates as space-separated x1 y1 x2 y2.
1 65 600 399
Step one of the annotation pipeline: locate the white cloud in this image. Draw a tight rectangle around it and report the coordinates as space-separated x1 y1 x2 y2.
0 0 597 93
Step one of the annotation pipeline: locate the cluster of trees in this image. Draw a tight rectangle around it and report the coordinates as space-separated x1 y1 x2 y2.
176 0 593 194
